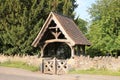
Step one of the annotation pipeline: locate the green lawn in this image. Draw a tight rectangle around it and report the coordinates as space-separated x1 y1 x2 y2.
0 61 39 72
69 68 120 76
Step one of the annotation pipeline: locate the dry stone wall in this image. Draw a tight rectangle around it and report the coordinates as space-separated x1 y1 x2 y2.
0 55 120 71
0 55 42 66
68 56 120 71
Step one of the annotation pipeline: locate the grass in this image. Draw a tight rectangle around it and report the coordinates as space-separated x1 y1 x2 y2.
0 61 39 72
69 68 120 76
0 61 120 76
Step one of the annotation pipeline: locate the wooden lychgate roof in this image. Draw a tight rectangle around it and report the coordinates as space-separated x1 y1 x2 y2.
32 12 91 47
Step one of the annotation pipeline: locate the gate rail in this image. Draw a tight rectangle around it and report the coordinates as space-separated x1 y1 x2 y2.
41 58 68 74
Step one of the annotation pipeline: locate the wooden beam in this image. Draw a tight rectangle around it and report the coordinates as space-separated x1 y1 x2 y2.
49 26 59 29
45 39 69 43
40 47 44 58
49 26 61 39
51 32 61 39
57 32 61 37
71 46 75 59
51 31 56 38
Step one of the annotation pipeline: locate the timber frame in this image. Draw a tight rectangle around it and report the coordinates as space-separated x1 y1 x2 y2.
32 12 91 59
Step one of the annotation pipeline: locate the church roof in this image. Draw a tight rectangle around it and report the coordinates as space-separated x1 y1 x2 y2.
32 12 91 47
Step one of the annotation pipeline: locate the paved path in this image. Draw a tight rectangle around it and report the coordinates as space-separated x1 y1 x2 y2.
0 67 120 80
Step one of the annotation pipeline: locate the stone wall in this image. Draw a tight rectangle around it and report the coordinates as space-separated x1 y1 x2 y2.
68 56 120 71
0 55 42 66
0 55 120 71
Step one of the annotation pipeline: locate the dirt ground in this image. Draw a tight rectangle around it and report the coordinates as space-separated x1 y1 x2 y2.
0 66 120 80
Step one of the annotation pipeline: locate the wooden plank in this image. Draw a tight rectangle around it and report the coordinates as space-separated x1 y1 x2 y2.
45 39 69 43
49 27 58 29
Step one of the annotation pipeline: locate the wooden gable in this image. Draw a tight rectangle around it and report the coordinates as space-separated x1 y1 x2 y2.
32 12 91 47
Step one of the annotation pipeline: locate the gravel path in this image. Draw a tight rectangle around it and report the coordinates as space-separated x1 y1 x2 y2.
0 67 120 80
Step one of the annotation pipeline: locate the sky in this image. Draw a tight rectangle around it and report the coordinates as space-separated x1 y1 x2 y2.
75 0 96 21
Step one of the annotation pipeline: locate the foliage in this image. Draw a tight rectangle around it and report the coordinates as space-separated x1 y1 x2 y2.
0 0 45 55
0 0 80 55
75 17 88 34
87 0 120 56
0 61 39 72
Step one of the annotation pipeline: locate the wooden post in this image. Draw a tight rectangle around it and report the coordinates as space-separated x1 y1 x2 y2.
82 45 85 55
40 47 44 58
71 46 75 58
41 59 44 73
53 57 57 74
77 46 80 56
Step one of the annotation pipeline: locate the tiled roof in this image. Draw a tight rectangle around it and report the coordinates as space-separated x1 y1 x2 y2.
53 12 91 45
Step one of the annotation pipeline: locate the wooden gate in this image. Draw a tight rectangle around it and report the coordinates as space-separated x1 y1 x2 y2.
41 58 68 74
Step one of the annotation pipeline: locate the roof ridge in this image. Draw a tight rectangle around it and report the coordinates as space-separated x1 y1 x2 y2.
51 11 73 20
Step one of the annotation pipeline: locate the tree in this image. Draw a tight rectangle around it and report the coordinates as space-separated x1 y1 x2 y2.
0 0 78 55
75 17 88 34
46 0 77 18
0 0 45 55
87 0 120 56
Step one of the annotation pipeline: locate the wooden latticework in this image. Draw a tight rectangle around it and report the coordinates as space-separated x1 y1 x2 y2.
42 58 55 74
42 58 68 74
56 59 68 74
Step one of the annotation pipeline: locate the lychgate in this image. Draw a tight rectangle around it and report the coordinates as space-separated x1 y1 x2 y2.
32 12 91 74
